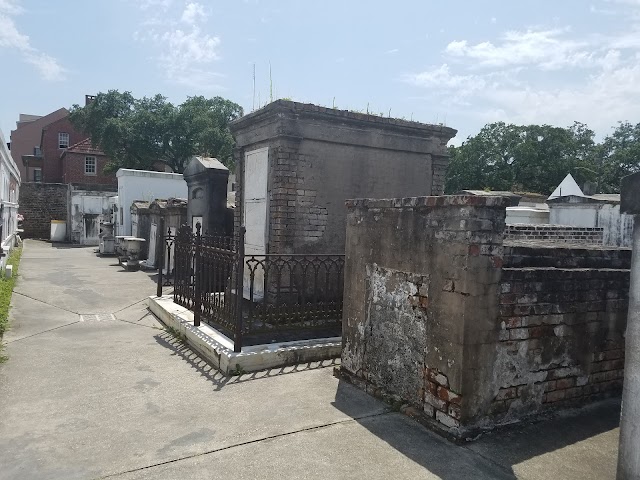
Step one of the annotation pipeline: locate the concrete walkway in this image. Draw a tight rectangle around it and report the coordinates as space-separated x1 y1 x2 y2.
0 240 621 479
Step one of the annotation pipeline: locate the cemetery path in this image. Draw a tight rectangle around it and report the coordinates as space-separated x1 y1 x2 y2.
0 240 620 479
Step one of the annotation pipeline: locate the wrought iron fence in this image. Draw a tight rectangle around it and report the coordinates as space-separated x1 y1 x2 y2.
158 223 344 352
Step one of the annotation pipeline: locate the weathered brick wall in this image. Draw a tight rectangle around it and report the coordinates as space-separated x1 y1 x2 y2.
505 224 604 244
339 196 631 440
339 195 509 438
431 154 449 196
491 243 630 419
230 100 457 256
268 140 330 253
19 182 68 239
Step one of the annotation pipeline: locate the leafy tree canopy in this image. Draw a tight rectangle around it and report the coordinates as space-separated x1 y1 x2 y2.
446 121 640 195
69 90 243 174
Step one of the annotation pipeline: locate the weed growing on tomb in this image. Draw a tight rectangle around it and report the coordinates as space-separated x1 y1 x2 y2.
0 247 22 336
0 246 23 363
164 325 187 344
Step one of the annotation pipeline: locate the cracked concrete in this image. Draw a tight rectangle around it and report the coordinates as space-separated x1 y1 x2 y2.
0 240 622 480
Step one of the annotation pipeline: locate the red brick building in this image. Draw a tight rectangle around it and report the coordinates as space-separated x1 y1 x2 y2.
61 139 116 185
9 108 68 182
40 116 88 183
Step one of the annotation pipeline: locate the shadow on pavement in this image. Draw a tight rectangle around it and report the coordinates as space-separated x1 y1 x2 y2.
331 379 620 480
467 398 620 474
153 330 340 391
49 242 92 249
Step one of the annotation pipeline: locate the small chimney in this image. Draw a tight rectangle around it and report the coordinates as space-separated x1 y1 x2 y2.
85 95 96 106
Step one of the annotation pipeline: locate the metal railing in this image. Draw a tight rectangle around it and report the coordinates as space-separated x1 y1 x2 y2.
158 223 344 352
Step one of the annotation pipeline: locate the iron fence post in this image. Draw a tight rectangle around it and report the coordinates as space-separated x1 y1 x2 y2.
156 217 165 297
234 226 245 352
194 222 202 327
166 227 172 285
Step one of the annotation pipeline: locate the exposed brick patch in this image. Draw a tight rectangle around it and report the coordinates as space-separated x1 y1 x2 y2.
505 224 604 245
424 368 462 429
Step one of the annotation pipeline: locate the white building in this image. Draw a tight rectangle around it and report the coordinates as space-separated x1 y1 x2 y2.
0 129 21 267
115 169 187 237
547 174 633 247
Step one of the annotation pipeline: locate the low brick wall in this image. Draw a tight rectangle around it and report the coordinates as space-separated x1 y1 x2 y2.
495 255 629 418
19 183 68 239
505 224 604 244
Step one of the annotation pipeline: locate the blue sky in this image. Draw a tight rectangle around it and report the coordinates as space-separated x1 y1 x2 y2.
1 0 640 145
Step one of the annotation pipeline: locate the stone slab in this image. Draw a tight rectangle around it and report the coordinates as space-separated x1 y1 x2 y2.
147 295 342 374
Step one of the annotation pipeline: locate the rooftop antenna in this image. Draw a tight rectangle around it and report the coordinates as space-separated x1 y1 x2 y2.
269 61 273 103
252 63 256 111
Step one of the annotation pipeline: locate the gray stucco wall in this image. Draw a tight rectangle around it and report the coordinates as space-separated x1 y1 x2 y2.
340 195 509 437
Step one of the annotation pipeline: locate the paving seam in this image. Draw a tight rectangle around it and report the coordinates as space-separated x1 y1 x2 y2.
5 320 81 343
113 299 151 314
95 410 394 479
115 316 163 331
12 291 80 315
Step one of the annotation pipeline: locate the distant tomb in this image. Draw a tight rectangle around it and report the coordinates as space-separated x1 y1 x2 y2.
183 156 233 235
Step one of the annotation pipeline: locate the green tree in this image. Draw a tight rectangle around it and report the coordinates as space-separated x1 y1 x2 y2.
69 90 243 173
596 121 640 193
445 122 598 195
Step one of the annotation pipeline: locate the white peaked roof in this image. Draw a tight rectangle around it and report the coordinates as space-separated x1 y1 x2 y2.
548 173 584 200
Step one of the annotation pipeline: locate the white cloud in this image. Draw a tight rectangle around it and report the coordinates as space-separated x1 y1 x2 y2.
181 2 206 25
24 51 67 81
481 63 640 131
0 0 22 15
445 28 598 70
405 8 640 138
0 1 66 80
133 0 222 89
160 27 220 67
405 64 485 93
0 12 28 49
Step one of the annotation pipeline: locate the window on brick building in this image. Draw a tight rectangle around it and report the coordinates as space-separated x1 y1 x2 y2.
58 132 69 149
85 156 97 175
33 168 42 182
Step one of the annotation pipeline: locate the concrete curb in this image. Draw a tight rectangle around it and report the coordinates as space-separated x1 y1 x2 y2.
147 295 342 375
